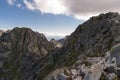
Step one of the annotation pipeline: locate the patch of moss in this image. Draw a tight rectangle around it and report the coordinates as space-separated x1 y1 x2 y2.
100 73 106 80
112 76 120 80
37 64 54 80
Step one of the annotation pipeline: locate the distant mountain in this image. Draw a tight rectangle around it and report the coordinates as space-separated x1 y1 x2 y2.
50 39 62 48
58 36 69 45
47 36 64 41
0 30 3 36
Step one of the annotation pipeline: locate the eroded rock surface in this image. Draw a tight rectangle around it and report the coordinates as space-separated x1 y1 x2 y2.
0 27 54 80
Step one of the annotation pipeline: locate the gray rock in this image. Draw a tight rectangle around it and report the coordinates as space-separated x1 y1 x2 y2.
71 69 77 76
58 73 69 80
50 39 62 48
73 76 82 80
83 59 104 80
0 30 3 36
110 44 120 66
58 36 69 45
107 73 117 80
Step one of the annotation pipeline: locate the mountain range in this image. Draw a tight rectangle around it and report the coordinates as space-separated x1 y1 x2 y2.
0 12 120 80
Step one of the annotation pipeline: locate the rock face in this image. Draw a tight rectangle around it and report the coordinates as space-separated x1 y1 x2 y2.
110 43 120 77
50 39 62 48
58 36 69 45
0 30 3 36
0 30 4 40
1 27 53 57
58 12 120 66
0 27 54 80
44 12 120 80
110 43 120 66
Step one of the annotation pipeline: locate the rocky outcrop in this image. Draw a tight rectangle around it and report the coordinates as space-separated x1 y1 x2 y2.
50 39 62 48
110 43 120 66
53 50 119 80
0 27 54 80
0 30 3 36
57 12 120 66
58 36 69 45
0 27 53 57
44 12 120 80
0 30 4 40
110 43 120 77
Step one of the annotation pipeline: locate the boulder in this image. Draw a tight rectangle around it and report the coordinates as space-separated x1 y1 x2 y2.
110 43 120 78
107 73 117 80
50 39 62 48
73 76 82 80
83 60 104 80
71 69 77 76
110 43 120 66
58 73 69 80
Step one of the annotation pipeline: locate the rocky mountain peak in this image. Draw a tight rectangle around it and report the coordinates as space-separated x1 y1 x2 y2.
62 12 120 58
1 27 53 57
91 12 119 20
0 27 55 80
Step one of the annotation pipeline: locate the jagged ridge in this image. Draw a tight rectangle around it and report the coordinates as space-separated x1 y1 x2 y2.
1 12 120 80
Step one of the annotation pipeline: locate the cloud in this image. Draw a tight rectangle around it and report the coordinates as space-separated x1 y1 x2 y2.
42 32 68 37
7 0 120 20
23 0 66 14
23 0 36 10
42 32 68 40
63 0 120 20
7 0 16 5
16 4 22 8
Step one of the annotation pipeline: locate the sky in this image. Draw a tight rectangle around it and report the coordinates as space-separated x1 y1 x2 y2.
0 0 120 40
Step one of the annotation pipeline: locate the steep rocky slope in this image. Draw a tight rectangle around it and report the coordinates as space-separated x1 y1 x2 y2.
0 27 54 80
58 12 120 66
44 12 120 80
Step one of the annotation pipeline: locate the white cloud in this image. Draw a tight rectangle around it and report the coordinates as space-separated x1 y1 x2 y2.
34 0 66 14
7 0 120 20
63 0 120 20
42 32 69 40
42 32 68 37
23 0 36 10
7 0 16 6
16 4 22 8
23 0 66 14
